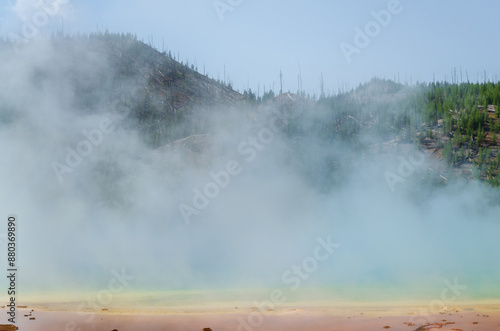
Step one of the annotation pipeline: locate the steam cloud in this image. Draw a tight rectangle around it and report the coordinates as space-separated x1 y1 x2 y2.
0 37 499 306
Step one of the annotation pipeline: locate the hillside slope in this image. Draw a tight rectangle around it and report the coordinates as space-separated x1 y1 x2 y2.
45 33 245 147
2 34 499 189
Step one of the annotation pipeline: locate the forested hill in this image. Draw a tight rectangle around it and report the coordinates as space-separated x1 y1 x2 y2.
312 78 500 186
1 32 245 147
2 33 499 187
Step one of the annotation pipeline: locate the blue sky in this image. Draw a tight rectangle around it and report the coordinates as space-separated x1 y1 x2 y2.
1 0 499 96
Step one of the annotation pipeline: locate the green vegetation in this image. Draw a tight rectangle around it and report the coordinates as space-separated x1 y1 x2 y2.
242 77 500 188
9 33 500 187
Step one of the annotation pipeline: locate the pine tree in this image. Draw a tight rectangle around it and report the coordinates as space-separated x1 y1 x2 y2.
477 125 485 146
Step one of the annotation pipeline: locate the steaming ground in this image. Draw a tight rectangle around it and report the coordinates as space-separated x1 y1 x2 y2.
1 38 500 306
